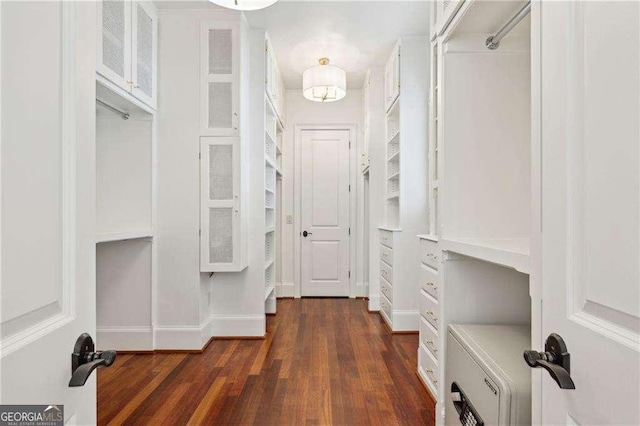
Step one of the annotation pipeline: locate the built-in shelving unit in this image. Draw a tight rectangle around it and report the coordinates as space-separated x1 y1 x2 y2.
379 37 430 333
421 2 534 424
265 96 277 308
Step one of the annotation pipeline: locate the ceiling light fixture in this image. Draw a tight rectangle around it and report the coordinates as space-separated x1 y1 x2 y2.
302 58 347 103
208 0 278 11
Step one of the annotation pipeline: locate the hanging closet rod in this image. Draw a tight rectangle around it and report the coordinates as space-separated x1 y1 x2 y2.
485 1 531 50
97 99 130 120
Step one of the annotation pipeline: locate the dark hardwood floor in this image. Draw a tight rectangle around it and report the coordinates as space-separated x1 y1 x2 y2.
97 298 436 425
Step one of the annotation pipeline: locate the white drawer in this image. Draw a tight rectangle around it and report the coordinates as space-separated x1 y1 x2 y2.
380 230 393 248
420 263 439 300
380 293 393 325
420 289 439 330
419 316 439 360
420 238 440 270
419 344 439 392
380 245 393 266
380 261 393 284
380 276 393 302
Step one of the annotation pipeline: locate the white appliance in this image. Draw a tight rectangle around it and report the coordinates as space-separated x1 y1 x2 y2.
445 325 531 426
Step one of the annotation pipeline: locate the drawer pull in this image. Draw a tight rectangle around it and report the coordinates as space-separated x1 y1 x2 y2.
425 282 437 290
425 311 438 322
426 340 438 352
426 369 438 384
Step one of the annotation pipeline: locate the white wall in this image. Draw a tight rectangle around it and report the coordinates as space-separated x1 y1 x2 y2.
279 89 363 297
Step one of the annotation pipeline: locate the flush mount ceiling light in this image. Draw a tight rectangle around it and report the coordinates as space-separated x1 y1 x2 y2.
208 0 278 11
302 58 347 103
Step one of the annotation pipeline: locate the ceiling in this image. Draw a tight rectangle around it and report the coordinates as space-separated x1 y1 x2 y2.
246 1 430 89
156 1 430 90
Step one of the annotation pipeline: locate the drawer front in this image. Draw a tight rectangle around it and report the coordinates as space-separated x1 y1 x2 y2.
380 245 393 266
380 261 393 284
419 316 439 360
420 264 439 299
419 344 439 391
380 276 393 302
420 238 440 269
420 289 439 330
380 230 393 248
380 293 393 324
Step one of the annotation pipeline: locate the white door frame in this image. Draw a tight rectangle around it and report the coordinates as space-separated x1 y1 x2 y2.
294 124 357 298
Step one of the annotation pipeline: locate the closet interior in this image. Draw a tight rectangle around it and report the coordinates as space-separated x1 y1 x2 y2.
96 83 155 352
418 1 534 423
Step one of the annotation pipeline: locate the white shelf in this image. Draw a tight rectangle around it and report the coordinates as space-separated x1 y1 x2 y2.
96 230 153 243
265 259 274 270
416 234 439 243
265 157 276 169
387 131 400 144
266 226 275 234
276 166 283 177
362 165 370 175
387 192 400 200
265 187 274 194
387 151 400 162
440 237 530 274
388 171 400 180
264 285 275 301
265 129 276 145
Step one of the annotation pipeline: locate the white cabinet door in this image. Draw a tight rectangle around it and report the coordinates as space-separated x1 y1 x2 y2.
201 21 240 137
97 0 132 91
200 137 243 272
1 1 98 423
538 1 639 424
432 0 464 36
384 43 400 112
131 1 157 109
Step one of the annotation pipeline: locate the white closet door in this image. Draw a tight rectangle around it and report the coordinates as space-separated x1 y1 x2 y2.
201 21 240 136
97 0 132 92
200 137 241 272
539 1 639 424
131 1 157 109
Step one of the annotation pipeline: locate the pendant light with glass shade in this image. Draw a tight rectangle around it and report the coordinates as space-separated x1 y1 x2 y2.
208 0 278 11
303 58 347 103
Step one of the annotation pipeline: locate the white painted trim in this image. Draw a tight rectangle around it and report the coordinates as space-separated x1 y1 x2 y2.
293 124 358 299
391 310 420 332
97 326 153 351
209 315 265 337
369 294 380 311
276 281 295 298
154 325 203 350
356 281 369 298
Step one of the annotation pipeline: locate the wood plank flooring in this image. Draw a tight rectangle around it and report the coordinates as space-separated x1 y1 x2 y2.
97 298 436 425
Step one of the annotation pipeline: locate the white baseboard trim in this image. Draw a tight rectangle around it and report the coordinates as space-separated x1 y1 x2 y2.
276 281 295 298
154 325 203 350
210 315 265 337
392 309 420 332
356 281 369 298
265 294 277 314
97 326 153 351
368 294 380 311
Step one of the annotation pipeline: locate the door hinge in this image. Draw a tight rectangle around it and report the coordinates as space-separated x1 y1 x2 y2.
349 141 351 149
349 228 351 235
199 229 201 236
348 271 351 278
349 184 351 192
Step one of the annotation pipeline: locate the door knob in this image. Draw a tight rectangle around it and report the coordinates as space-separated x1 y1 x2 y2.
524 333 575 389
69 333 116 387
302 231 312 237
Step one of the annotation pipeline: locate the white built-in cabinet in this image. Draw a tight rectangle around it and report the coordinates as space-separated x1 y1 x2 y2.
201 21 240 137
200 137 246 272
361 71 371 173
383 43 401 113
199 20 247 272
97 0 158 109
378 37 430 333
418 2 534 422
265 36 285 122
430 0 464 38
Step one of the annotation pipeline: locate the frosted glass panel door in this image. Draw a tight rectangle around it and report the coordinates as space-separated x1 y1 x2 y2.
131 1 157 108
98 0 132 90
200 137 241 271
201 21 240 136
